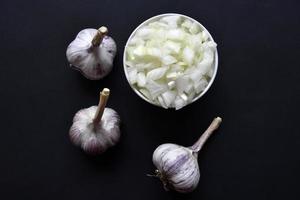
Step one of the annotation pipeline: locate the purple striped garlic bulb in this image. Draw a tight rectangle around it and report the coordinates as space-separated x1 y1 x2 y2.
69 88 121 155
152 117 222 193
66 26 117 80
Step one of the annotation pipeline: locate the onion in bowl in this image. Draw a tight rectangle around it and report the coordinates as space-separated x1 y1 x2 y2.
124 14 218 110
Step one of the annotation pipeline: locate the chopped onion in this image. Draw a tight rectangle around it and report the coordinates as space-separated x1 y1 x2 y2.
160 15 181 28
128 67 137 84
182 47 195 65
139 88 151 100
161 91 176 107
182 19 192 29
189 22 200 34
163 41 181 54
166 71 179 80
174 96 187 110
137 72 146 87
161 55 177 65
176 75 191 94
167 81 175 90
125 15 217 109
145 79 167 99
166 29 186 41
147 67 168 81
194 79 208 94
158 96 168 108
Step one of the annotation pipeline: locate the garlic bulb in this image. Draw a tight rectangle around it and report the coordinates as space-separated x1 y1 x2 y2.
69 88 121 154
66 26 117 80
152 117 222 193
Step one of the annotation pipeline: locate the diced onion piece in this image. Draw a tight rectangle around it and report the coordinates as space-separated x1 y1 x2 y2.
202 31 209 41
166 29 185 41
207 68 214 78
177 61 188 66
146 47 162 58
145 79 167 99
135 62 157 71
187 34 203 50
197 50 214 75
203 41 217 50
163 41 181 54
169 64 184 73
148 21 169 29
139 88 151 100
176 75 190 94
137 72 146 87
126 47 135 61
133 45 146 57
160 15 181 28
182 47 195 65
194 79 208 94
147 67 168 80
127 67 137 84
167 81 175 89
189 68 204 83
166 71 179 80
181 19 192 29
174 95 187 110
189 22 200 34
158 95 168 109
125 61 135 68
136 27 155 39
161 55 177 65
184 83 194 94
128 36 145 46
188 91 196 102
162 91 176 107
180 93 188 101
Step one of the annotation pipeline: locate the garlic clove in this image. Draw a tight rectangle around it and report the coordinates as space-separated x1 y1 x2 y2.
69 88 121 155
151 117 222 193
66 26 117 80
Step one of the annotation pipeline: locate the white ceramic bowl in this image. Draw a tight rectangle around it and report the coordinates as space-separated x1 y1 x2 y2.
123 13 218 108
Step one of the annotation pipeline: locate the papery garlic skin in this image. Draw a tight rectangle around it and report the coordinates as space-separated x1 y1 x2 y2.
69 106 120 154
151 117 222 193
153 144 200 193
66 28 117 80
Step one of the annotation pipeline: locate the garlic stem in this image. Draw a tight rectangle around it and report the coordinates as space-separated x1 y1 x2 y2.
191 117 222 152
93 88 110 125
91 26 108 47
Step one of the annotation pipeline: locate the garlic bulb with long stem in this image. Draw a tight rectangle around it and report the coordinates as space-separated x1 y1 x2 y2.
69 88 121 154
66 26 117 80
151 117 222 193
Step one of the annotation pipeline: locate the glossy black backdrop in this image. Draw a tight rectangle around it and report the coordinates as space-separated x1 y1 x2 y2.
0 0 299 199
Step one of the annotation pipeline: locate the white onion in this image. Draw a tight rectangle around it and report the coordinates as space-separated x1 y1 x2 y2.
174 96 187 110
125 15 217 109
160 15 181 28
128 67 137 84
137 72 146 87
182 47 195 65
176 75 190 94
147 67 169 81
145 79 167 99
161 91 176 107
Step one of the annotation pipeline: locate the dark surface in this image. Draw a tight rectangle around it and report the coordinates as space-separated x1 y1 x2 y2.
0 0 300 199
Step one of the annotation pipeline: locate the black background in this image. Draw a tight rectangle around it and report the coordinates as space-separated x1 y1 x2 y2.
1 0 299 199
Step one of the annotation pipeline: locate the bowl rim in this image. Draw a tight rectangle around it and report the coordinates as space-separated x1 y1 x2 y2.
123 13 219 108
